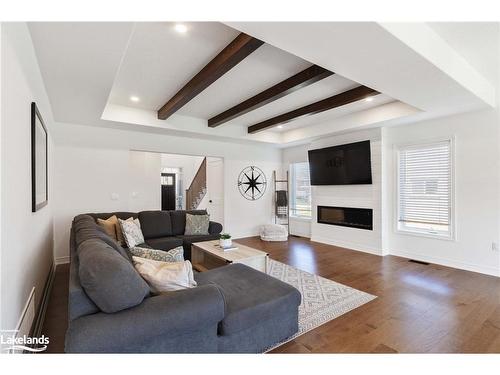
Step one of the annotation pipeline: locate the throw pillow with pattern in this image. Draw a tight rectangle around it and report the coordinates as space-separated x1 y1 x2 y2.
115 217 136 246
129 246 184 263
184 213 210 235
119 218 144 248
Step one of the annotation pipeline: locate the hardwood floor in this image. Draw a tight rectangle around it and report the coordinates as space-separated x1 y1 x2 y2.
41 236 500 353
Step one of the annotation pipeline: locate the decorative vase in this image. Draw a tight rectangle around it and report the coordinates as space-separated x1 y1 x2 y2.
220 238 232 249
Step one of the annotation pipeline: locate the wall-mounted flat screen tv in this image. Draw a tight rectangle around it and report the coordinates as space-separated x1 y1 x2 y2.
308 140 372 185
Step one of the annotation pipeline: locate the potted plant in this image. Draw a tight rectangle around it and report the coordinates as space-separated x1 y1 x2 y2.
219 233 232 249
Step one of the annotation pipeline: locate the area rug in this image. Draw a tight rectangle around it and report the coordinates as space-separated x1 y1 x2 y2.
264 259 376 352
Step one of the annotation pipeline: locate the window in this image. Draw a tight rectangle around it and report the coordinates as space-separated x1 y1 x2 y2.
397 140 453 239
290 162 312 218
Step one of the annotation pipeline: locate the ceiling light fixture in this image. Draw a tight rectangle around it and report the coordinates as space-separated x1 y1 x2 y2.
174 23 188 34
130 96 140 102
277 125 284 129
365 97 374 102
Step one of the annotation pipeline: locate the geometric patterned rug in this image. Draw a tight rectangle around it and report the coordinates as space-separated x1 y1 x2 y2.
264 259 377 352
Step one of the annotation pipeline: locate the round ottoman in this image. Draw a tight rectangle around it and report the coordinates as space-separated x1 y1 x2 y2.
260 224 288 242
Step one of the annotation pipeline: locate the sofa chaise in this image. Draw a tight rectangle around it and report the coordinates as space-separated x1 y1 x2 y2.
65 210 301 353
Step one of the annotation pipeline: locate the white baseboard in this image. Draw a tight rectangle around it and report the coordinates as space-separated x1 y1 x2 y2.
311 235 385 256
289 228 311 238
232 230 260 239
55 256 70 265
390 249 500 277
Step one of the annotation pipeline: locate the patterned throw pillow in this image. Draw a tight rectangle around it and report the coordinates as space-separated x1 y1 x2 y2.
119 218 144 248
129 246 184 263
184 213 210 235
116 217 136 246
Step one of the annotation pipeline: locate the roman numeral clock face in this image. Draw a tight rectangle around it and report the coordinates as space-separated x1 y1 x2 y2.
237 166 267 201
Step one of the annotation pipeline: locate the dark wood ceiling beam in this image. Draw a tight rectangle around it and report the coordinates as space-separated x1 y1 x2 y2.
247 85 380 134
158 33 264 120
208 65 333 127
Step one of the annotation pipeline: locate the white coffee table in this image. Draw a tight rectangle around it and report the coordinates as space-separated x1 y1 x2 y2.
191 240 269 273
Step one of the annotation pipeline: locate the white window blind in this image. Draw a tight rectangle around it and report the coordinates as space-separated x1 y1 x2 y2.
290 162 312 218
397 140 453 238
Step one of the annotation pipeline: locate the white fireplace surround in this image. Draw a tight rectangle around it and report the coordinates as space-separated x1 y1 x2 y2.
286 128 386 256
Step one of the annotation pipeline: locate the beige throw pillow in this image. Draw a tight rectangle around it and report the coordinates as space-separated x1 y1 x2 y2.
132 257 197 293
97 215 118 241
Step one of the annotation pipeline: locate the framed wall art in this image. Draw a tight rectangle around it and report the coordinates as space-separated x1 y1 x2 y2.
31 102 48 212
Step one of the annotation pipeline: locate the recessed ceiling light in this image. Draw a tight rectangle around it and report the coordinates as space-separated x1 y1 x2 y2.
174 23 188 34
277 125 284 129
130 96 140 102
365 97 374 102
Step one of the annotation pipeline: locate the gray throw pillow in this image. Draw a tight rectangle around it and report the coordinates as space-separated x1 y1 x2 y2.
129 246 184 262
184 213 210 235
78 239 150 313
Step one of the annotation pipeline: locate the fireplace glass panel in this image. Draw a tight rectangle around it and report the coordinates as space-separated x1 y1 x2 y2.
317 206 373 230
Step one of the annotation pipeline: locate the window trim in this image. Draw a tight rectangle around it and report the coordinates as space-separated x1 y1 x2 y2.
289 162 312 220
394 137 456 241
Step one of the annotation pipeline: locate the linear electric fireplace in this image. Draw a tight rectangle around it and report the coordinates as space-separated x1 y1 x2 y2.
317 206 373 230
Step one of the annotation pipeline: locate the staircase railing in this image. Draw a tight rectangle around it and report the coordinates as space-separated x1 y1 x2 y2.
186 157 207 210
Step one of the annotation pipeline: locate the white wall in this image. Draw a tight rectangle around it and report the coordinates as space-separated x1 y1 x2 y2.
202 157 224 225
52 123 281 261
384 109 500 276
1 23 55 330
128 151 162 212
0 22 3 329
52 147 162 264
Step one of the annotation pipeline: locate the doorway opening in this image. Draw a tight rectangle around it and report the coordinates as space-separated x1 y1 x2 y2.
161 172 177 210
160 153 224 225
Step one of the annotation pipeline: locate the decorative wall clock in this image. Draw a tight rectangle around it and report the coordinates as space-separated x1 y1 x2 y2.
237 166 267 200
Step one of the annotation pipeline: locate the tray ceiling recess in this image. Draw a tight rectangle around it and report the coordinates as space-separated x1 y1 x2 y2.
156 30 381 134
30 23 491 145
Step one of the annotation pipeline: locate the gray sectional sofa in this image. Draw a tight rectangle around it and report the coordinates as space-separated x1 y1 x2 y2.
65 210 301 353
90 209 223 259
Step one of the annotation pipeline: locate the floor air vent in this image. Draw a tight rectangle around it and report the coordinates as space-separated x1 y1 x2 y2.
408 259 430 265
